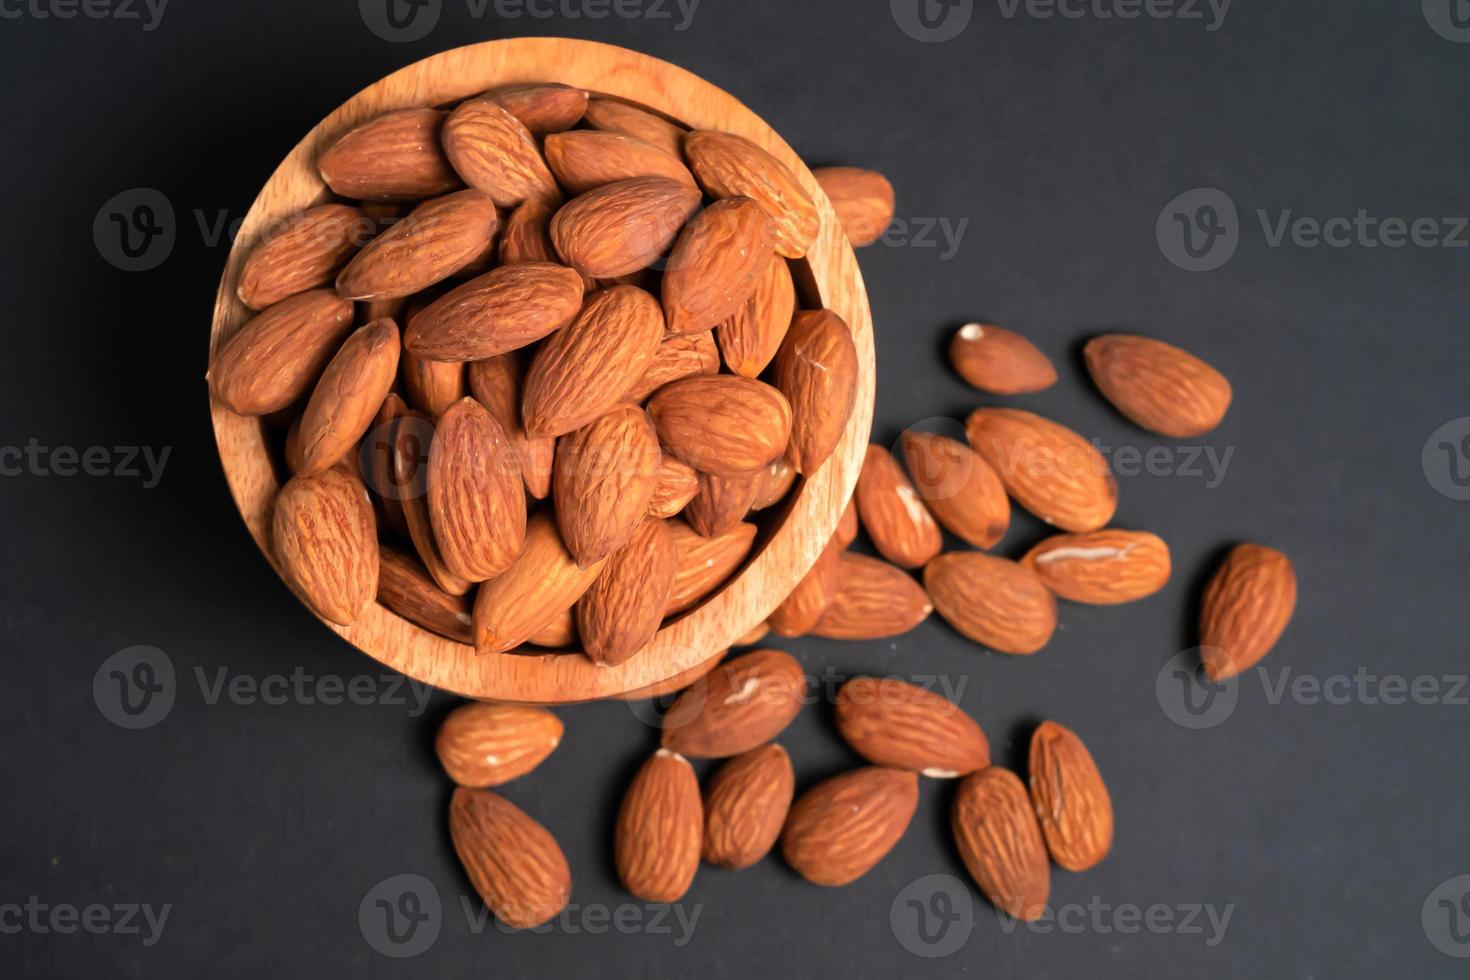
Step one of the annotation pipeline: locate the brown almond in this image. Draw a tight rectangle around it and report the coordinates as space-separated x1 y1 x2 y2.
402 351 465 419
335 190 500 302
577 518 677 666
272 467 377 626
318 108 460 201
615 748 703 903
768 536 841 638
441 98 559 207
835 496 859 547
527 607 576 649
296 319 401 476
500 197 560 264
648 455 701 520
662 198 773 334
812 166 894 248
1021 529 1171 604
623 330 721 403
209 289 355 416
467 353 554 498
484 82 588 134
685 472 759 538
523 286 665 438
1028 721 1113 872
551 177 703 279
1084 333 1232 437
436 703 564 788
449 788 571 930
545 130 696 195
662 648 806 758
812 553 932 640
855 444 942 569
925 552 1057 655
427 398 526 582
703 744 794 870
553 405 661 567
237 204 372 310
835 677 988 777
750 457 797 511
667 520 758 615
394 412 472 597
647 375 793 477
953 768 1050 921
584 97 687 158
376 545 472 643
949 323 1057 394
685 131 820 258
899 430 1010 550
774 309 860 476
473 513 608 654
966 408 1117 533
1199 543 1297 681
717 250 795 378
405 262 585 362
781 767 918 887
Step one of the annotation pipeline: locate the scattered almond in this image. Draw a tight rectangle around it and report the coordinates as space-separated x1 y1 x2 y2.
615 748 703 902
1084 333 1232 437
835 677 988 777
899 430 1009 550
703 744 795 870
812 166 894 247
1199 543 1296 681
966 408 1117 533
949 323 1057 394
781 767 918 886
662 648 806 758
449 787 571 929
855 444 942 569
952 768 1050 921
436 703 564 788
1021 529 1171 604
925 552 1057 655
1028 721 1112 872
811 553 932 640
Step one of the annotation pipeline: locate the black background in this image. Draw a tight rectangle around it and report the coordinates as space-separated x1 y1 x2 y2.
3 0 1468 976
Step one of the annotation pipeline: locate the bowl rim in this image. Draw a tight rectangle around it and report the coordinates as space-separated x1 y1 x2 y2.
208 37 875 704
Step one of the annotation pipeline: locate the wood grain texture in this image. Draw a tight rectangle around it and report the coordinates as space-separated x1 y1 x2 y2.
209 38 874 704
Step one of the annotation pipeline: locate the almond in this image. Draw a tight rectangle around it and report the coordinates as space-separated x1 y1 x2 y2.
774 309 859 475
334 190 499 302
624 330 721 403
835 677 988 777
552 405 661 567
855 444 942 569
467 353 555 498
1028 721 1112 871
402 351 465 418
647 375 793 477
237 204 372 310
768 536 841 637
577 518 677 666
949 323 1057 394
209 289 355 416
1199 543 1296 681
441 98 559 207
662 648 806 758
965 408 1117 533
717 250 796 378
812 553 932 640
1021 529 1171 604
952 768 1050 921
405 261 585 362
835 496 859 548
484 82 589 134
750 457 797 511
523 286 666 438
685 130 820 258
781 767 918 887
272 467 377 626
500 197 563 264
436 703 564 788
702 743 794 869
1084 333 1232 437
376 544 472 643
925 552 1056 654
667 520 757 615
473 513 607 654
551 177 703 279
545 130 696 195
296 319 401 476
583 96 687 158
648 455 701 520
449 787 571 929
812 166 894 248
899 430 1010 550
685 472 759 538
527 607 576 649
662 198 774 334
427 398 526 582
318 108 460 202
615 748 703 902
394 412 471 597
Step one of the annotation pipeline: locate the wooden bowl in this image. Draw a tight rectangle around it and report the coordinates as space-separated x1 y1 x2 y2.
209 38 875 705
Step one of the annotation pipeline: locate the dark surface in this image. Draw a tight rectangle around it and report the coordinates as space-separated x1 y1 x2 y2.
2 1 1468 976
